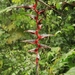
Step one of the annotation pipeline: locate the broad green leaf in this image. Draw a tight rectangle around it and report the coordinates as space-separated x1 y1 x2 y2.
64 67 75 75
7 31 24 44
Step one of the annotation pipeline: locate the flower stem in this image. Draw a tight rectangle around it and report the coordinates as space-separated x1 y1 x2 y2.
36 62 39 75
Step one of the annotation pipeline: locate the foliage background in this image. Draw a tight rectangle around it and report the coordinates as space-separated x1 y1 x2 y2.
0 0 75 75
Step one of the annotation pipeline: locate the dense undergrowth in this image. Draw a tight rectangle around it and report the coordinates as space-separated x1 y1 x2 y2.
0 0 75 75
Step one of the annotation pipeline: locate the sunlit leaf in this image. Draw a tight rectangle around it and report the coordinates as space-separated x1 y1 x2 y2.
12 0 24 3
54 31 61 36
7 31 24 44
56 2 62 9
64 67 75 75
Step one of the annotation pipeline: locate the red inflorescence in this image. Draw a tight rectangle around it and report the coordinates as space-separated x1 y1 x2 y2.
22 0 52 65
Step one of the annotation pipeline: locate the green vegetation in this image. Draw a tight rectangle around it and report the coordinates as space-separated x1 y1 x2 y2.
0 0 75 75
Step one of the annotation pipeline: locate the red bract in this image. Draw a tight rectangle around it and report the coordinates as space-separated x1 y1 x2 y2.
37 10 45 15
38 34 54 39
25 4 37 10
27 14 36 20
22 39 35 43
37 43 51 49
28 48 38 54
37 24 42 30
39 44 51 49
36 19 42 25
22 39 39 44
32 4 37 10
25 30 36 34
25 29 39 35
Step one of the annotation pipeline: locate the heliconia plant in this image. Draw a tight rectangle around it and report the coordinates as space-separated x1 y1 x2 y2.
18 0 53 75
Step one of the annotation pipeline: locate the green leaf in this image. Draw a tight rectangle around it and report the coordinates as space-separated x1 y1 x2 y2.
54 31 61 36
12 0 24 3
0 30 5 36
64 67 75 75
51 47 60 52
65 7 69 11
2 67 12 75
56 2 62 9
0 60 3 69
0 4 17 14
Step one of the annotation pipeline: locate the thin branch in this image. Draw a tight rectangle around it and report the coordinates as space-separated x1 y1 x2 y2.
38 0 64 16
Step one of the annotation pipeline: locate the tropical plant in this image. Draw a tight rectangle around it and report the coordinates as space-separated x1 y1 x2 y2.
0 0 75 75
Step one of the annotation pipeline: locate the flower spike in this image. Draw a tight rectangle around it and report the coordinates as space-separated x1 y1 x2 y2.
22 0 53 74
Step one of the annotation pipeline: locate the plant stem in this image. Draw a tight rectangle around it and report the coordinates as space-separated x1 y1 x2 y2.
36 62 39 75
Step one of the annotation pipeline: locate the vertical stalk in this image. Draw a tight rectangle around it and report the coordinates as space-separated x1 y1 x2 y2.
36 62 39 75
21 0 52 75
34 1 40 75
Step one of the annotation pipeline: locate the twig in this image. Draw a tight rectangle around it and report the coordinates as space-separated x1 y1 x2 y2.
38 0 64 16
